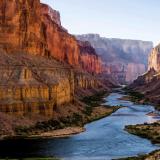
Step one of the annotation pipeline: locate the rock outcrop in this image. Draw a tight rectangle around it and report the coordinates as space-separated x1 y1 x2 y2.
0 0 110 117
0 0 103 73
0 52 75 116
76 34 153 83
129 43 160 105
148 44 160 72
78 41 102 74
41 4 103 72
0 0 49 56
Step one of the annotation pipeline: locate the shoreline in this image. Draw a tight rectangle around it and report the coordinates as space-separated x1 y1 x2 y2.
0 90 122 140
29 106 121 139
0 106 121 140
117 88 160 160
28 127 86 139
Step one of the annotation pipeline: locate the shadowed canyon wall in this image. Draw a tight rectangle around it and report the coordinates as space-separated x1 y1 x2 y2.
129 43 160 105
76 34 153 83
0 52 75 116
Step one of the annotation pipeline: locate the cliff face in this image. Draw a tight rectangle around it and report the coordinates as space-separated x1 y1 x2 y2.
78 41 102 74
0 0 103 73
76 34 153 83
125 63 146 82
41 3 61 26
148 44 160 72
41 4 103 72
0 52 74 116
129 43 160 105
0 0 108 117
41 3 80 66
0 0 49 56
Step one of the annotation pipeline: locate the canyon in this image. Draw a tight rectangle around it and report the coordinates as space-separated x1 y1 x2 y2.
76 34 153 84
0 0 115 137
129 43 160 106
0 1 159 160
0 0 107 115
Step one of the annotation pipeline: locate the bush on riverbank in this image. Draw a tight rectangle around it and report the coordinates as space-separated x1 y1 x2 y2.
125 122 160 144
124 88 147 104
14 90 118 137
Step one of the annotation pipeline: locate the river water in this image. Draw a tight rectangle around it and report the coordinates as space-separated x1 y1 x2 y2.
0 91 160 160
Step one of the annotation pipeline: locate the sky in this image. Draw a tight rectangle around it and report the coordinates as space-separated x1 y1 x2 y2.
41 0 160 46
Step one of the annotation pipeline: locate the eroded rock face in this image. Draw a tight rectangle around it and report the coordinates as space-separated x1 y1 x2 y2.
129 44 160 105
148 44 160 72
78 41 102 74
0 0 108 116
41 3 61 26
76 34 153 83
0 0 103 73
41 5 103 71
0 52 74 116
126 63 146 82
41 10 80 66
0 0 49 56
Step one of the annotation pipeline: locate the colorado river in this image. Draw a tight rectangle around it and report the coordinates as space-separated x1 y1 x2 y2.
0 91 159 160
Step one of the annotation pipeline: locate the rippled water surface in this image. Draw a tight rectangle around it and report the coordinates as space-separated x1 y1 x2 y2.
0 91 159 160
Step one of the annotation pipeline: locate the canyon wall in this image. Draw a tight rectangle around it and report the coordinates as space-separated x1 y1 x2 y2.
0 0 108 116
129 43 160 105
0 0 49 56
78 41 102 74
40 4 103 73
148 44 160 72
0 0 103 73
76 34 153 83
0 52 75 116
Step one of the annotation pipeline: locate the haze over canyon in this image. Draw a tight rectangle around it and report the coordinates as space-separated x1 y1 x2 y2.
0 0 160 160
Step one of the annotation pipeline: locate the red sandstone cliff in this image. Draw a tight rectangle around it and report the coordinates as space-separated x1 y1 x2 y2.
0 0 103 74
76 34 153 84
0 0 109 116
0 0 116 137
78 41 102 74
40 3 103 72
0 0 49 55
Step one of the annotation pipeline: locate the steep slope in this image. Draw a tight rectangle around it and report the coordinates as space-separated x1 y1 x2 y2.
129 43 160 106
78 41 102 74
41 4 103 73
0 0 117 137
0 0 103 73
76 34 153 83
0 0 49 55
0 0 115 118
148 44 160 72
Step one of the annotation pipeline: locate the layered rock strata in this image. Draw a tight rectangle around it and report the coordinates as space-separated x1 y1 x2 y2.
0 0 108 116
76 34 153 83
0 52 75 116
129 44 160 105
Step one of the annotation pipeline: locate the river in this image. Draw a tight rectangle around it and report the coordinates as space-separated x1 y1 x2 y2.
0 91 159 160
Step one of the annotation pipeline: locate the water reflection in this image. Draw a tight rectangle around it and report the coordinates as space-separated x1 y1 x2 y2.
0 92 159 160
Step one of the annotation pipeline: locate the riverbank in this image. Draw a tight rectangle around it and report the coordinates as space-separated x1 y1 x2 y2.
122 118 160 159
117 88 160 159
125 121 160 144
0 90 121 140
0 158 60 160
117 150 160 160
